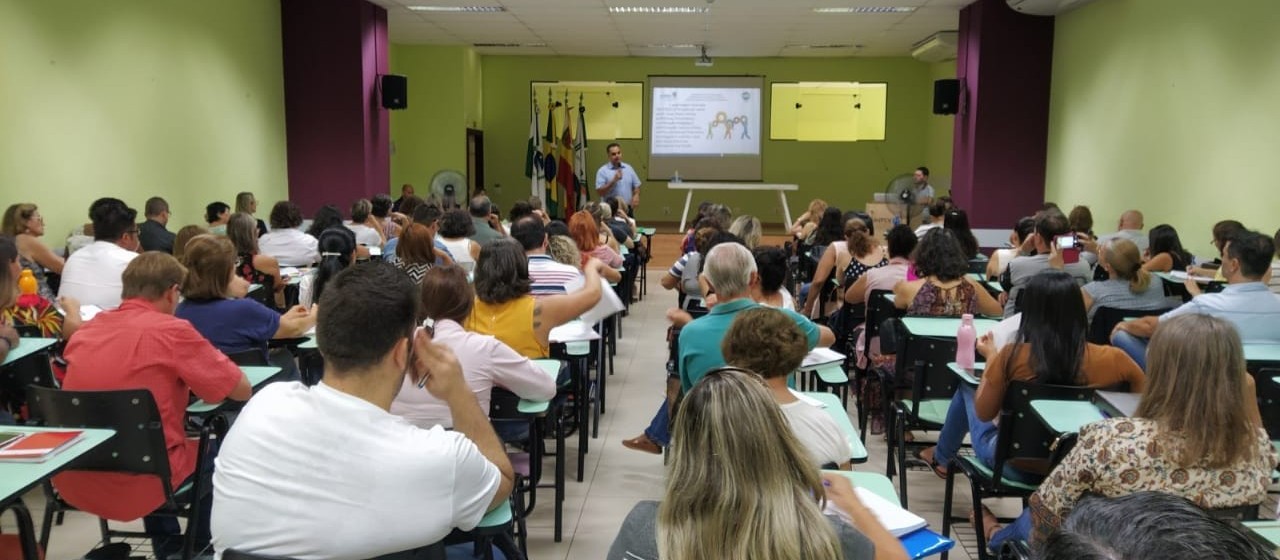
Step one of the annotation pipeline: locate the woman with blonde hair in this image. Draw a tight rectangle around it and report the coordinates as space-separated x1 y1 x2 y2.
227 212 284 308
2 203 63 299
791 198 828 241
1081 238 1170 321
173 225 208 263
609 368 907 560
546 235 581 269
985 314 1276 550
728 214 762 249
235 191 268 237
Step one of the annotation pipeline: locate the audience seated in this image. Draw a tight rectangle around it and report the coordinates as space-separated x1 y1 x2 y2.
585 202 623 254
438 208 481 272
750 246 795 309
0 254 16 365
919 271 1145 495
227 212 284 307
3 203 65 299
607 196 638 250
805 216 878 319
810 207 845 250
1141 223 1193 272
299 228 356 308
468 195 505 244
609 368 906 560
1093 209 1146 254
466 238 605 359
1 236 81 340
176 235 314 364
1002 211 1092 317
371 193 401 241
728 214 762 249
512 216 584 296
304 204 343 239
257 201 318 267
847 224 917 435
660 221 719 295
995 315 1275 549
1112 229 1280 369
211 261 513 559
172 225 207 263
547 235 581 268
1082 238 1171 321
790 198 827 242
943 209 980 259
390 265 556 429
1188 219 1246 279
391 183 415 213
385 204 449 265
56 252 250 558
1038 492 1275 560
138 197 176 254
809 217 887 329
346 198 385 248
58 197 140 309
913 200 946 238
723 307 853 469
205 201 230 235
896 229 1001 317
985 217 1035 280
234 192 268 237
624 242 834 455
394 223 444 285
568 210 624 278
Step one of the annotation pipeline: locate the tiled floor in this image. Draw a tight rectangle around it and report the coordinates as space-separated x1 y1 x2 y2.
8 272 1021 559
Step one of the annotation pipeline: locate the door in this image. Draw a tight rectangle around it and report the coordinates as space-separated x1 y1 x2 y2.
466 129 484 199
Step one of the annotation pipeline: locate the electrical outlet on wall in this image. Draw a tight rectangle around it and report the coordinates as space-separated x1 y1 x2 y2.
662 206 671 215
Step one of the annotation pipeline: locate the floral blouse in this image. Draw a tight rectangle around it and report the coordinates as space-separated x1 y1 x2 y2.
1030 418 1276 543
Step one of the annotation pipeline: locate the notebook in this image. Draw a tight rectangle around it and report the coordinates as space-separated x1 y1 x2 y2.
852 487 929 537
0 431 85 462
801 347 846 369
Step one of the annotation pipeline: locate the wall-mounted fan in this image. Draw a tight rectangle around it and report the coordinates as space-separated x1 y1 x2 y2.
429 169 467 210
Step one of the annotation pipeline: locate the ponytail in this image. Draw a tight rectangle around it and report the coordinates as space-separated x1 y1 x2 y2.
1130 268 1151 294
313 227 356 305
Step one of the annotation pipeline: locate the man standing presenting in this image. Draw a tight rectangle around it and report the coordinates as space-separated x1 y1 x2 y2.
913 166 934 226
595 143 642 216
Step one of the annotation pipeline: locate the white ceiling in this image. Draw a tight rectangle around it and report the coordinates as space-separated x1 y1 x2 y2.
371 0 971 57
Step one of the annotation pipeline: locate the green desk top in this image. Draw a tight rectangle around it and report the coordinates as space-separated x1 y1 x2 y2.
0 427 116 503
1242 520 1280 548
297 336 317 350
187 366 283 413
3 338 57 366
1244 344 1280 363
821 470 899 506
803 392 868 461
1029 400 1105 434
477 500 513 528
946 362 984 386
967 273 1004 292
517 359 562 414
901 317 999 338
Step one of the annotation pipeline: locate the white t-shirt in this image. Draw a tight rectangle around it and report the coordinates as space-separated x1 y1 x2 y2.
346 223 383 249
914 222 941 239
779 399 852 468
258 228 319 267
211 382 501 560
57 240 138 309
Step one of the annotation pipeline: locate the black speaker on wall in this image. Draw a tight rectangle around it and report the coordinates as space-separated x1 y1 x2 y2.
381 74 407 110
933 79 959 115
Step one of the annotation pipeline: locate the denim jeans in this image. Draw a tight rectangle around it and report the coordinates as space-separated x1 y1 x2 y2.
644 401 670 445
988 508 1032 552
932 384 1036 484
146 440 219 559
1110 330 1149 370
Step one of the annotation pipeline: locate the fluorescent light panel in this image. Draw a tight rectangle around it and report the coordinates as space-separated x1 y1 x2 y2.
408 5 506 12
634 43 700 48
789 44 855 49
813 6 916 13
609 6 709 14
474 42 547 47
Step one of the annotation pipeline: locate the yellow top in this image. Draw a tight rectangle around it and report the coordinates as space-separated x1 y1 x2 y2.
466 295 547 359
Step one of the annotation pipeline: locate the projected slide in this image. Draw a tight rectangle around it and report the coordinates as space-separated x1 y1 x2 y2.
651 87 761 156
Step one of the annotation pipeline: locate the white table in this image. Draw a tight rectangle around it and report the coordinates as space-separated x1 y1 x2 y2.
667 182 799 232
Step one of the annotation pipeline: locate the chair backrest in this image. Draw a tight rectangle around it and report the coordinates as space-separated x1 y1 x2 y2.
225 348 270 367
224 545 447 560
992 380 1099 484
488 387 525 421
967 259 988 275
0 348 58 419
246 276 276 310
25 386 173 486
1250 368 1280 442
902 334 961 400
1087 306 1164 345
863 289 898 343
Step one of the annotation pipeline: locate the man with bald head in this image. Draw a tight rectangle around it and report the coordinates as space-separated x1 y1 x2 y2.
1096 210 1147 253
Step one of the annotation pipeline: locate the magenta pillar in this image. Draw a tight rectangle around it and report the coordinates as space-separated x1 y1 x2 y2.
950 0 1055 229
281 0 390 217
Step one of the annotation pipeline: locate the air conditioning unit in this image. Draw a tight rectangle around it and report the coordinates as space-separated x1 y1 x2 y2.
911 31 958 63
1007 0 1099 16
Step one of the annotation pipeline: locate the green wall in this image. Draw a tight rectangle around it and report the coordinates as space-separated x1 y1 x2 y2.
390 45 482 192
473 55 942 223
1045 0 1280 257
0 0 287 247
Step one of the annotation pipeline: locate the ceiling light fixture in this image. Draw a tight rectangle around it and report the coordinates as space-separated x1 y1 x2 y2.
812 6 916 13
789 44 856 49
473 42 547 47
408 5 506 12
635 43 700 49
609 6 710 14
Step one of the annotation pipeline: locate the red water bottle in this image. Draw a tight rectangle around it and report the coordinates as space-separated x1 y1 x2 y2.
955 313 976 369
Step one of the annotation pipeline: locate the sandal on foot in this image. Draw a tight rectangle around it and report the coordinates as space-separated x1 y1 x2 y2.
913 446 948 479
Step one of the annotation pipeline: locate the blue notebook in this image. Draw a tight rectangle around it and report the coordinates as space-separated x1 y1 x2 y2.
899 528 955 559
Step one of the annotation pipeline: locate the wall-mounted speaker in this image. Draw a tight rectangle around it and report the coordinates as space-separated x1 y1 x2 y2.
381 74 407 110
933 79 959 115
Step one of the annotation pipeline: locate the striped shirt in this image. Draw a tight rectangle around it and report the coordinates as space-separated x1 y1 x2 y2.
528 255 583 297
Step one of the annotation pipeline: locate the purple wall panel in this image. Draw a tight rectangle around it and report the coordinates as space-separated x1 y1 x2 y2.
281 0 389 217
950 0 1055 229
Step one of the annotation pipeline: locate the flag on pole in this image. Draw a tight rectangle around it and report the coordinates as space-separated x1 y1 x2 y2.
557 96 576 214
525 94 544 203
574 93 589 209
542 96 558 210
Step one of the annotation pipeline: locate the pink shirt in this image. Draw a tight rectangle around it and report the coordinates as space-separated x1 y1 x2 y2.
586 245 624 269
390 319 556 428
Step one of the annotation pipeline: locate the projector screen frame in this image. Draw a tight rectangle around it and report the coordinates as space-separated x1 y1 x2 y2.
646 75 765 182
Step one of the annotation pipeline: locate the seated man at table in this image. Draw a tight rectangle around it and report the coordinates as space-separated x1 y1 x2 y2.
212 261 514 559
55 252 250 558
1093 209 1147 254
1003 210 1092 317
58 197 141 309
623 242 834 454
722 307 852 469
512 216 583 296
1112 229 1280 369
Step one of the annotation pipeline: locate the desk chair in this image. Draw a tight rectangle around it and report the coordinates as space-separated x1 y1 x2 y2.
1086 306 1164 345
1249 368 1280 444
941 381 1099 560
246 276 276 311
0 345 59 423
996 541 1033 560
489 386 548 549
27 386 224 560
858 289 902 442
224 544 448 560
888 327 962 507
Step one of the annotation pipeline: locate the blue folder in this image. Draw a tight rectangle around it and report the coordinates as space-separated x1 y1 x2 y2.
899 527 955 559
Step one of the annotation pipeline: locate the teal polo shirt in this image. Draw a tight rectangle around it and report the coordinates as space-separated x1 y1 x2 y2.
678 298 821 392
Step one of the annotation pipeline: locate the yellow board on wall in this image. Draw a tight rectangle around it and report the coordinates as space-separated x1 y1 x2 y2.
532 82 642 140
771 82 887 141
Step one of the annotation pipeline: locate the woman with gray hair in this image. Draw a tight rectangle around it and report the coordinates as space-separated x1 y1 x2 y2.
346 199 384 248
227 212 284 308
